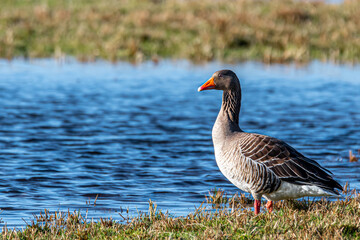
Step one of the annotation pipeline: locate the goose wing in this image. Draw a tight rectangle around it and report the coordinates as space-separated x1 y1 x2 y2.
237 133 343 194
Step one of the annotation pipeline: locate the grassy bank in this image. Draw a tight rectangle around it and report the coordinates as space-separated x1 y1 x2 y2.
1 0 360 63
1 188 360 239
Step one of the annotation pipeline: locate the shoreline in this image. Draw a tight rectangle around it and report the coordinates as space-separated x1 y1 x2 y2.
1 189 359 239
2 56 360 68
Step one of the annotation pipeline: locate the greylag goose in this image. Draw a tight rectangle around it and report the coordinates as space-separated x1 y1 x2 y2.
198 69 343 214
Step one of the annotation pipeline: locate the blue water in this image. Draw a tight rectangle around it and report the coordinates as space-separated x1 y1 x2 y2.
0 59 359 228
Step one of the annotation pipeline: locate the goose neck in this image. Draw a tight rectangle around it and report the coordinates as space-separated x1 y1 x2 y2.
221 89 241 127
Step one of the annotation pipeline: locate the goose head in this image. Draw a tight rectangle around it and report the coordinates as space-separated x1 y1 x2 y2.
198 69 240 92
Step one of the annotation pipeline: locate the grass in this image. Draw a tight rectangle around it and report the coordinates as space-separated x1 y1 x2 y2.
349 150 359 162
1 0 360 63
1 187 360 239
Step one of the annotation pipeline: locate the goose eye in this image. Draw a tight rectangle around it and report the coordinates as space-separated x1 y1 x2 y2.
218 73 222 78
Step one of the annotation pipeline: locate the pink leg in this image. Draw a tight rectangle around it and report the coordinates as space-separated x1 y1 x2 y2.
254 199 261 215
266 201 273 213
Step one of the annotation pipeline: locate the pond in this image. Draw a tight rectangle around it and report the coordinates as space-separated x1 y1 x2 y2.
0 59 359 228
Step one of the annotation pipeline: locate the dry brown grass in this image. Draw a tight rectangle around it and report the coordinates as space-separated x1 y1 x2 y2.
1 0 360 63
349 150 359 162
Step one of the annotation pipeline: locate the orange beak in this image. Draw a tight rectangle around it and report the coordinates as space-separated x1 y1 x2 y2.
198 77 216 92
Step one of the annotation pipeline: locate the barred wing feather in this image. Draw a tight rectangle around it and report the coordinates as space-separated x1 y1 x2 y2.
238 133 343 195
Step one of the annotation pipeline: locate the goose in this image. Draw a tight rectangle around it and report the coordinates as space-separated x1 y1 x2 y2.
198 69 343 214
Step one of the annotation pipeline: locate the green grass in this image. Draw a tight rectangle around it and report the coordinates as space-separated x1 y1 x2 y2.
1 0 360 63
2 187 360 239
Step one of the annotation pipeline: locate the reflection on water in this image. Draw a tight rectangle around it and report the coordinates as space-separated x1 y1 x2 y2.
0 59 359 228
